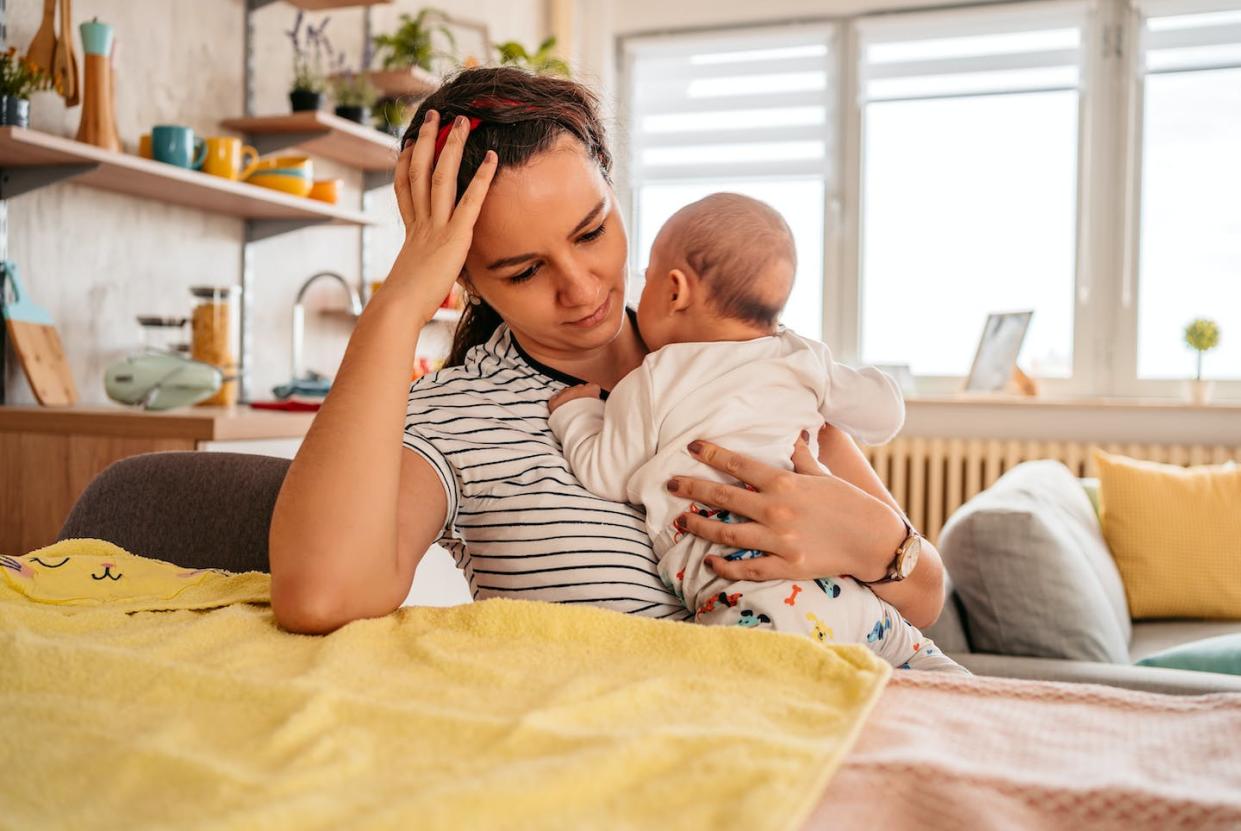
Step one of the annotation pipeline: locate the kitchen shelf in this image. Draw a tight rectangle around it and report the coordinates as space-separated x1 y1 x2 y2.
220 111 399 174
0 127 375 234
332 67 440 100
252 0 393 10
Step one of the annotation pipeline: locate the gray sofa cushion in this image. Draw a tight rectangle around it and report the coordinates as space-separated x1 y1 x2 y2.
938 460 1132 663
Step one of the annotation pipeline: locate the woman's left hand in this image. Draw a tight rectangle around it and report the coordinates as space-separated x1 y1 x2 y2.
667 435 907 584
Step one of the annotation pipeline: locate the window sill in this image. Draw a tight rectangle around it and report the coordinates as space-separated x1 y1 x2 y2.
901 395 1241 445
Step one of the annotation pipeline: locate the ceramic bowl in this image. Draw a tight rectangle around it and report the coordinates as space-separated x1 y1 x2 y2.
308 178 342 204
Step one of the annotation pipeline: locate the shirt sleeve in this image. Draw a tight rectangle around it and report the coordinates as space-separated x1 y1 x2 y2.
814 345 906 446
403 382 464 547
547 367 657 503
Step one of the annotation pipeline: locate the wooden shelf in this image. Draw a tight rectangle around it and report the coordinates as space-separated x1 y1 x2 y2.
287 0 392 8
0 127 375 232
221 111 399 173
331 67 440 100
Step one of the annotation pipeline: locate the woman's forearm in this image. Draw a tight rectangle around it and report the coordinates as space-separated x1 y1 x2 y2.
817 426 947 629
268 288 426 629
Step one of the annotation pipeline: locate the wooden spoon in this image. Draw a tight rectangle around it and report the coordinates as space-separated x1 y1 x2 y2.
24 0 58 78
59 0 80 106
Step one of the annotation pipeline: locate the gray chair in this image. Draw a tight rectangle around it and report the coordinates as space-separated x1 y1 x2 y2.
57 451 289 574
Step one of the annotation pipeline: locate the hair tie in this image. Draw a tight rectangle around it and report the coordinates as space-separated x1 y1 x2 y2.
429 98 535 165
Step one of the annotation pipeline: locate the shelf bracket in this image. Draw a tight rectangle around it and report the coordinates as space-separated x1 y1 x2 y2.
363 169 392 192
246 0 281 11
0 164 99 200
245 218 333 242
247 131 330 157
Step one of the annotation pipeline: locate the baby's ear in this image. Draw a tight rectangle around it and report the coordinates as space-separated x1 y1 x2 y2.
668 268 692 311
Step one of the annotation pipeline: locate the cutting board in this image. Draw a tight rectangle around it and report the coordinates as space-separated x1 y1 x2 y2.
1 261 78 406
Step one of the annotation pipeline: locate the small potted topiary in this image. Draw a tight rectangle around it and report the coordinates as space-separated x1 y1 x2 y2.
286 12 329 112
1183 318 1221 405
0 47 53 127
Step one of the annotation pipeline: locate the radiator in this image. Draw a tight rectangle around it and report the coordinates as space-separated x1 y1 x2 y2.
862 437 1241 544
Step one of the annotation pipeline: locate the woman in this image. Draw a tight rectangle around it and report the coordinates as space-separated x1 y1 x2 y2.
268 67 945 635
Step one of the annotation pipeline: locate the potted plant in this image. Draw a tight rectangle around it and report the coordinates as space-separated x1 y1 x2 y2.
1183 318 1220 404
374 97 412 137
373 9 455 72
331 69 378 124
286 12 330 112
0 47 52 127
494 36 570 76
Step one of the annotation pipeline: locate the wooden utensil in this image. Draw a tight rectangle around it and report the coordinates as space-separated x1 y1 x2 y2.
24 0 58 78
1 261 78 407
59 0 80 106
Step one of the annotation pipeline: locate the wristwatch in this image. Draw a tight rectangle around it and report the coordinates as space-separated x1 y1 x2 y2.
862 517 922 584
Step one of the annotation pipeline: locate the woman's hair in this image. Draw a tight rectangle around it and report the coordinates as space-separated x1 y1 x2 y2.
400 67 614 365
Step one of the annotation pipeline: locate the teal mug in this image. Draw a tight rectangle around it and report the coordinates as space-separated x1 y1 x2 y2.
151 125 207 169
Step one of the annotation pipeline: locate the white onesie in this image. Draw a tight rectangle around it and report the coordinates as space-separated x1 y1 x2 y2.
548 329 965 673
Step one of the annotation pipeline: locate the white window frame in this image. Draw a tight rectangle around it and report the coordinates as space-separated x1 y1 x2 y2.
616 0 1241 402
1112 0 1241 398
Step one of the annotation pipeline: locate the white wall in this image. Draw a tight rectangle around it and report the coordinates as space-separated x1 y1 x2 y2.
2 0 545 406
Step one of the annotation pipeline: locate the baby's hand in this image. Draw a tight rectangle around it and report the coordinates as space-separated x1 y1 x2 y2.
548 383 602 414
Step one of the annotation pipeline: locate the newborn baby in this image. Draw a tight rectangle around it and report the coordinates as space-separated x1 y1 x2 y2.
547 193 964 673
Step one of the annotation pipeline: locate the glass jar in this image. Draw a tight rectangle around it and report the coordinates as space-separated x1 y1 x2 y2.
136 315 189 355
189 285 240 407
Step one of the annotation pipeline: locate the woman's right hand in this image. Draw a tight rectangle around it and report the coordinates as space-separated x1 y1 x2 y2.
388 110 498 322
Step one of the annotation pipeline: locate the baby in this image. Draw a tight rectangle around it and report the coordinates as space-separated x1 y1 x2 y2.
548 193 964 674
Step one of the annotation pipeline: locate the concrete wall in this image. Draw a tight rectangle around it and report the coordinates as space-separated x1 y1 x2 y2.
2 0 545 405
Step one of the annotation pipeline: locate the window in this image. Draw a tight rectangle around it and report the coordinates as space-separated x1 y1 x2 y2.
619 0 1241 400
1136 4 1241 380
856 4 1087 379
622 27 835 339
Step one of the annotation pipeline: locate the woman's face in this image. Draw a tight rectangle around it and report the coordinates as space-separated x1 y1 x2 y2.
462 134 630 359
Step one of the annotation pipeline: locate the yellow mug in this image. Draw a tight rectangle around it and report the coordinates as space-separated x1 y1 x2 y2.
202 136 261 180
138 133 152 159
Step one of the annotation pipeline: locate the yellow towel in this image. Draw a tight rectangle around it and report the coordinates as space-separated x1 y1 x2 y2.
1 539 890 831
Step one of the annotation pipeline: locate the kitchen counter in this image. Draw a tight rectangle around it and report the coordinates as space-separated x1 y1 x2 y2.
0 404 314 556
0 404 316 441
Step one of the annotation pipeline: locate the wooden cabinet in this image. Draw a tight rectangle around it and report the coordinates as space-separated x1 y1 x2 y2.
0 405 312 555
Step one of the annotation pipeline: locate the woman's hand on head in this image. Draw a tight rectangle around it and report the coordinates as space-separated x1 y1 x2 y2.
666 434 907 584
389 110 498 322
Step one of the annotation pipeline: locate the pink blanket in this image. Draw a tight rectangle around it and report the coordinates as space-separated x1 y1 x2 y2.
805 671 1241 830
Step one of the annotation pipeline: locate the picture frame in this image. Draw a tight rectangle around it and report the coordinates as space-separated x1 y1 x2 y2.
963 311 1034 394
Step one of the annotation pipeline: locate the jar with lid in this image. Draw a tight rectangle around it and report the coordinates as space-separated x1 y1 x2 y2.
189 285 240 407
136 315 189 356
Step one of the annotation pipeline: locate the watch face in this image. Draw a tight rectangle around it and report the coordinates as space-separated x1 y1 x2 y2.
898 535 921 578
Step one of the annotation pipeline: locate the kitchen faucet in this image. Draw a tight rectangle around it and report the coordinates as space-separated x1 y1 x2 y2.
290 271 363 382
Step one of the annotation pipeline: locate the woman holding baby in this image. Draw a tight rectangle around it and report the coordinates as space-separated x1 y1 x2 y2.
267 67 948 664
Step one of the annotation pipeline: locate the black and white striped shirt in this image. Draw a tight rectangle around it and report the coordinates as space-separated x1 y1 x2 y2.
402 322 691 620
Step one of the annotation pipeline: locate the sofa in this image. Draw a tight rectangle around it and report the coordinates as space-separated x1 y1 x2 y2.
925 459 1241 694
56 452 1241 695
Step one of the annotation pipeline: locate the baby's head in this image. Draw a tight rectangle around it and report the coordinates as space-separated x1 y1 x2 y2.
636 193 796 351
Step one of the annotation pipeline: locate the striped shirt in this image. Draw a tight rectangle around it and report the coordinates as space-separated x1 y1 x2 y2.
402 321 692 620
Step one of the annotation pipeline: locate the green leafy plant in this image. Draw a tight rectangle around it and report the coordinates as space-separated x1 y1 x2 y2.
494 36 570 76
330 69 378 108
1 47 53 98
373 9 456 72
286 12 331 94
1184 318 1221 381
374 98 412 135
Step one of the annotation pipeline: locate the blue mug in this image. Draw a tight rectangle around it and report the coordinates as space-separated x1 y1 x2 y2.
151 125 206 169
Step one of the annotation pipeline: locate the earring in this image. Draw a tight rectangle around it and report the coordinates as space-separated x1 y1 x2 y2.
468 292 481 306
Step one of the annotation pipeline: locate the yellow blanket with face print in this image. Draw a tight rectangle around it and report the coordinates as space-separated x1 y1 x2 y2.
0 538 890 831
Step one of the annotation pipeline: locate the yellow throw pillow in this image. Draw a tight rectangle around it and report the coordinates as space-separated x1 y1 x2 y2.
1094 450 1241 620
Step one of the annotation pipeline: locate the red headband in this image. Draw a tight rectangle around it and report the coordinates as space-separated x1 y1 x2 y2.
429 98 533 165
